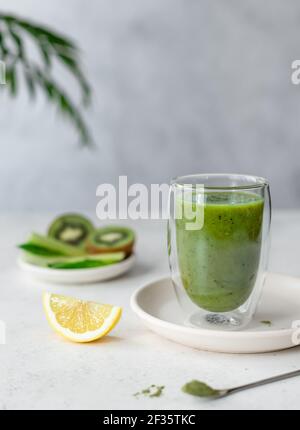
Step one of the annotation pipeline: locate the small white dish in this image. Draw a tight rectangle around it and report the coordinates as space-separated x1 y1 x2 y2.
18 254 135 284
131 272 300 354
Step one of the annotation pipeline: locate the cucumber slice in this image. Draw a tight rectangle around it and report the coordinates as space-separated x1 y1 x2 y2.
48 252 125 269
87 226 135 255
19 233 85 258
49 260 107 269
48 213 94 247
21 250 125 268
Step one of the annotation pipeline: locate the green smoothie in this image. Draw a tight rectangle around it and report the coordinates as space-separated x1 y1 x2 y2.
176 192 264 312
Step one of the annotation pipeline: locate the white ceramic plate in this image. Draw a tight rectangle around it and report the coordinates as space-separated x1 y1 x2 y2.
131 273 300 354
18 254 135 284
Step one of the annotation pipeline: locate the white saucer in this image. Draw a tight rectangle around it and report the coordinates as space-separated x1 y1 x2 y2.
18 255 135 284
131 272 300 354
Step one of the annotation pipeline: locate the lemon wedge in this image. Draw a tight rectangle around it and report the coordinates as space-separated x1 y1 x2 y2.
43 292 122 343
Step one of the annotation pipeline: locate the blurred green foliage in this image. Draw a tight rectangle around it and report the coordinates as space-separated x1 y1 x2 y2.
0 13 92 145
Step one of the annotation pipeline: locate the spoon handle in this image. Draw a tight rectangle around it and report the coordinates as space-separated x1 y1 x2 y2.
229 369 300 396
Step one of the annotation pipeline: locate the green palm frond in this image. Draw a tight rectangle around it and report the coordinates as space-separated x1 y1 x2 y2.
0 13 92 145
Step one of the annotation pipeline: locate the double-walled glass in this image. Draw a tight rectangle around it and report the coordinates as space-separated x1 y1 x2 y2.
168 174 271 330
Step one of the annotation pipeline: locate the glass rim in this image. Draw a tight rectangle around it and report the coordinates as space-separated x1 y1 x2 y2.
171 173 269 191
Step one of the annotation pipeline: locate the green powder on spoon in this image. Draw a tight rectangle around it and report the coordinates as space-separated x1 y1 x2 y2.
182 380 220 398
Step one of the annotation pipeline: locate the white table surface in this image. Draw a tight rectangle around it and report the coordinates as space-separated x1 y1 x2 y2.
1 211 300 410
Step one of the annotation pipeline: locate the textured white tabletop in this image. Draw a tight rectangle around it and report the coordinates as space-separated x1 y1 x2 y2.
1 211 300 410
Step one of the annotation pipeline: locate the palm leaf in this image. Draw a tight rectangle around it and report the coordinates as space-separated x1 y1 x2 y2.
0 13 92 145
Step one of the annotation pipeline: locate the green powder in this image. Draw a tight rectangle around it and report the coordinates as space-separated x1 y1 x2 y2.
134 384 165 398
260 320 272 326
182 380 220 398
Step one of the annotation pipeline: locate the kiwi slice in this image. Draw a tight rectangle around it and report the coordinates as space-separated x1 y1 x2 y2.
48 213 94 247
87 226 135 255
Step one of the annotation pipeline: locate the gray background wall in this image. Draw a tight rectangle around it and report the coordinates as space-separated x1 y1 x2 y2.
0 0 299 210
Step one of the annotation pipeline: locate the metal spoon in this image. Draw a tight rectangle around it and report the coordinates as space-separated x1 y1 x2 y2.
182 369 300 399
